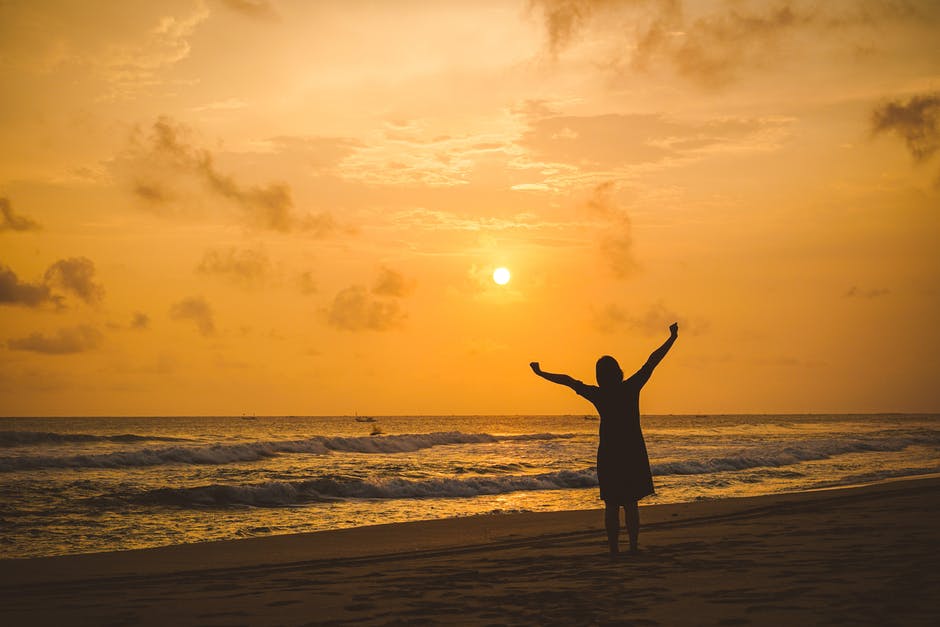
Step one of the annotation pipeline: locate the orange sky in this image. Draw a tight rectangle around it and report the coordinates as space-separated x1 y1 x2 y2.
1 0 939 416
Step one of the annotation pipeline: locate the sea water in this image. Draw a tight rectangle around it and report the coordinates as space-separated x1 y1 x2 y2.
1 414 938 559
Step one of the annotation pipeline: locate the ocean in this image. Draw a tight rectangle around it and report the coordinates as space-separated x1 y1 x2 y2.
1 414 938 559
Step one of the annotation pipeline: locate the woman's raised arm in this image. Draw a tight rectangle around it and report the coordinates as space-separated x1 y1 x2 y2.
530 362 580 390
632 323 678 383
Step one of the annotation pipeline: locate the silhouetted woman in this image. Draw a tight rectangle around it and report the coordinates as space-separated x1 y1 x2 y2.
530 322 678 556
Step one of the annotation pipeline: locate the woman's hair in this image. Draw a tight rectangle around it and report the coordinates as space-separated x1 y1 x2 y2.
595 355 623 388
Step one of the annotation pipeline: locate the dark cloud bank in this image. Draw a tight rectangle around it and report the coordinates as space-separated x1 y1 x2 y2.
0 257 103 309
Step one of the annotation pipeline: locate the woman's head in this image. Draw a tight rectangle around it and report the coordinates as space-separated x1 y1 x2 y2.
595 355 623 388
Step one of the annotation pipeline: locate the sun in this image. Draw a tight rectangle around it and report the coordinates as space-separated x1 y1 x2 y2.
493 267 511 285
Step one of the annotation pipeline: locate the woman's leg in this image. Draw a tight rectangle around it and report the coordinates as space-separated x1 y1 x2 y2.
624 500 640 551
604 501 620 554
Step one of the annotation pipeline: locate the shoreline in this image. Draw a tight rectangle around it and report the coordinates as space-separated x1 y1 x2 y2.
3 474 939 624
2 472 938 582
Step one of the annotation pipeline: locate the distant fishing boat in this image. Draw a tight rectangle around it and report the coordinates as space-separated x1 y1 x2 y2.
354 412 376 423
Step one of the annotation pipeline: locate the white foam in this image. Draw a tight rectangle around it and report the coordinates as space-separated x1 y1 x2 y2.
0 432 574 472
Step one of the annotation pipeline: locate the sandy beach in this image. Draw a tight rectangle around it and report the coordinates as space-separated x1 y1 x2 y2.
2 475 939 626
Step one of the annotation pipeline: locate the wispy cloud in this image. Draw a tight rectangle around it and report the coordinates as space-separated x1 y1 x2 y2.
0 198 41 232
96 3 210 99
7 325 103 355
530 0 931 87
844 285 890 299
336 121 512 188
323 286 406 332
219 0 279 20
170 296 215 336
593 301 695 336
871 92 940 163
519 112 793 171
126 117 338 234
196 247 270 286
297 271 318 295
372 266 414 298
190 98 250 113
131 311 150 330
584 182 635 278
324 267 412 332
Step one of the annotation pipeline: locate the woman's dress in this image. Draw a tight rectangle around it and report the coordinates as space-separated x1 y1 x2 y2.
573 369 655 503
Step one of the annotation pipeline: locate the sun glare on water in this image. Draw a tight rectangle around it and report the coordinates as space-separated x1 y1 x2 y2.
493 267 511 285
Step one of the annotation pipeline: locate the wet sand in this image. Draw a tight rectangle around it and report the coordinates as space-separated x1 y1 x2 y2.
2 475 939 625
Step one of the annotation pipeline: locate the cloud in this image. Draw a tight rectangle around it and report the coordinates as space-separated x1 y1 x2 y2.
43 257 104 305
264 135 364 170
133 182 173 204
335 123 512 188
510 99 563 120
520 113 791 169
0 198 41 232
1 258 102 309
530 0 927 87
200 156 296 231
131 311 150 330
190 97 250 113
324 286 405 332
0 264 56 308
593 301 693 336
196 247 269 285
387 207 575 233
127 117 337 234
532 0 808 85
93 3 210 99
534 0 606 54
297 271 318 295
372 266 413 297
584 182 635 278
666 3 811 87
170 296 215 336
7 325 103 355
844 285 890 299
871 92 940 163
219 0 278 19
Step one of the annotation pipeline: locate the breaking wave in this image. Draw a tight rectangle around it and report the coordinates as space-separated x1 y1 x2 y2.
114 468 600 508
0 430 191 448
0 432 574 472
651 433 940 476
82 433 940 510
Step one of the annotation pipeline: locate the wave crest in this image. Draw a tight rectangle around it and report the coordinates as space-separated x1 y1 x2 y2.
119 468 600 508
652 434 940 475
0 432 574 472
0 430 191 448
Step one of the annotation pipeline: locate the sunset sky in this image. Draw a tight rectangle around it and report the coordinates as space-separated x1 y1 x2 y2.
2 0 938 416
